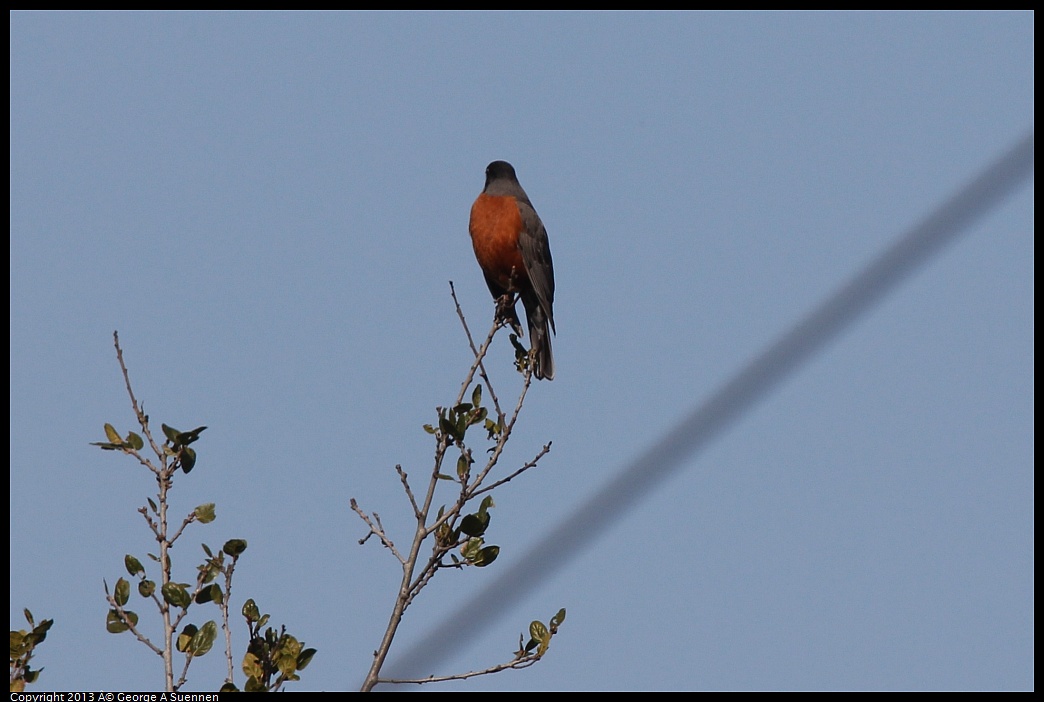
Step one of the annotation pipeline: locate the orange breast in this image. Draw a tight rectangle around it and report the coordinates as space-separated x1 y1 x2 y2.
469 193 528 290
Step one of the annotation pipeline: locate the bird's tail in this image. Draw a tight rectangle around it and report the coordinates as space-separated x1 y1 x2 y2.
528 307 555 381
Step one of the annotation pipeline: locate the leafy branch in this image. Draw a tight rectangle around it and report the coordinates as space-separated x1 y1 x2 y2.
9 609 53 692
353 285 564 690
93 332 313 691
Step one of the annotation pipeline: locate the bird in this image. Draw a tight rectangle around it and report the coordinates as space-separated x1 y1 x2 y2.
469 160 556 380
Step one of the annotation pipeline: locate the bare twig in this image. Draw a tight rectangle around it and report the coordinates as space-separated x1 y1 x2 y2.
114 331 163 460
174 653 193 691
351 499 406 564
395 465 420 518
377 652 542 685
473 442 553 497
167 511 197 546
450 282 505 423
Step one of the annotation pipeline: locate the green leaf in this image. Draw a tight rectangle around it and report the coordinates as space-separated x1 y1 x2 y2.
147 498 158 514
124 555 145 577
104 423 122 444
297 648 317 671
178 426 207 445
138 580 155 598
196 583 222 605
439 414 461 442
200 560 220 585
126 432 144 450
106 609 137 633
456 453 472 480
276 635 302 676
180 446 197 473
161 582 191 609
177 624 198 653
459 512 490 537
471 384 482 407
460 537 482 560
472 545 500 567
530 620 549 643
478 495 495 516
194 503 216 523
223 539 247 557
242 651 263 679
114 577 130 606
31 619 52 642
551 608 567 627
244 676 265 693
422 423 437 434
162 423 181 443
190 620 217 656
435 521 453 546
242 599 260 622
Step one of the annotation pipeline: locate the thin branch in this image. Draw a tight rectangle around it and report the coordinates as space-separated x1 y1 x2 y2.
167 511 198 546
221 555 238 686
472 442 552 497
448 282 503 410
138 505 161 538
450 282 505 423
174 653 194 692
351 499 406 564
377 652 542 685
103 586 163 656
114 446 163 478
466 365 533 494
113 331 164 460
395 465 420 518
404 529 475 603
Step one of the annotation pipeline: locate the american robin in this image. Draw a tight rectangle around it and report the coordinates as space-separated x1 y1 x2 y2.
469 160 556 380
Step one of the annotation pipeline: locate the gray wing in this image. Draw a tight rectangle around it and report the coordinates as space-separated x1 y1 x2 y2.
517 201 556 334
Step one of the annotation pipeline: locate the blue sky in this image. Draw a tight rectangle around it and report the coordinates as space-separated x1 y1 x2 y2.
10 11 1033 691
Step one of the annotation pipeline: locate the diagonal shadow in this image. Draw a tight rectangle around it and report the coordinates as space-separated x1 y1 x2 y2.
379 131 1034 684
